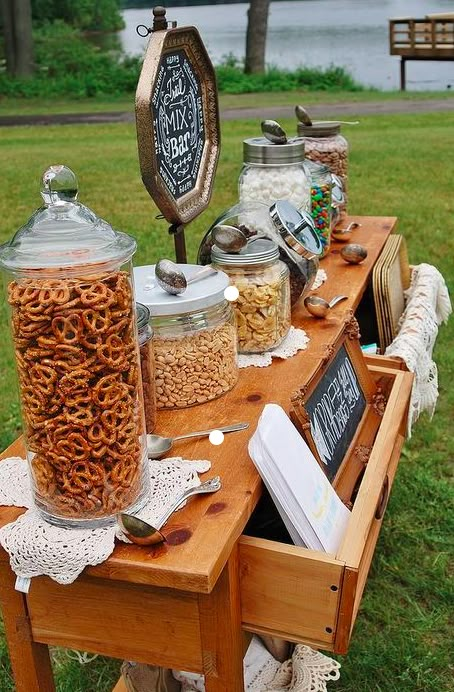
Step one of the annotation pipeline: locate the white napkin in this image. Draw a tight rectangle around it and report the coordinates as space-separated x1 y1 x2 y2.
248 404 350 554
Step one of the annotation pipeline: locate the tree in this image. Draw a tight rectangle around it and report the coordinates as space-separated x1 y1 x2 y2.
245 0 270 74
0 0 34 77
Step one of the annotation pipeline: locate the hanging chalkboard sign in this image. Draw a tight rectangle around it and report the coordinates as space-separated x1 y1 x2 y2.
291 315 377 484
136 7 220 226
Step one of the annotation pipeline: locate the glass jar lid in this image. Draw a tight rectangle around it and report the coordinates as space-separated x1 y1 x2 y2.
243 137 305 165
269 200 322 258
136 302 151 331
134 264 230 316
297 121 342 137
0 165 136 276
212 238 279 266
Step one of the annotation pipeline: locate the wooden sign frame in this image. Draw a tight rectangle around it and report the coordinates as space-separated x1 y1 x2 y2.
135 15 220 227
290 313 378 486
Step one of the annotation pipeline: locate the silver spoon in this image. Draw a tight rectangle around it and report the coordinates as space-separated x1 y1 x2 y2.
147 422 249 459
304 294 348 318
331 222 361 243
117 476 222 545
212 224 248 252
261 119 288 144
155 259 217 295
295 106 359 127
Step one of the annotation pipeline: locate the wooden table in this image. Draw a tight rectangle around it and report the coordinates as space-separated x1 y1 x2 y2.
0 217 402 692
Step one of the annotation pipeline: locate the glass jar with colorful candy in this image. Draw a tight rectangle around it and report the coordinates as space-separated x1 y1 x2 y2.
306 160 332 258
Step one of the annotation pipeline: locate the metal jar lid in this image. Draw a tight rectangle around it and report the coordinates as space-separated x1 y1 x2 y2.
269 200 322 259
134 264 230 317
211 238 279 266
297 121 342 138
243 136 305 165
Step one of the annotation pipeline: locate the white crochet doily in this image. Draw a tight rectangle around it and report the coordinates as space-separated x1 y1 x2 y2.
239 327 309 368
0 456 210 590
174 635 340 691
384 263 451 435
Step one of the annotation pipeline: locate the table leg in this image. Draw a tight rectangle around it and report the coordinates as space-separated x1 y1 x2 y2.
0 559 55 691
198 548 244 691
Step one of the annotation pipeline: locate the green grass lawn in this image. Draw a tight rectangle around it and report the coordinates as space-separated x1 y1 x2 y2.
0 108 453 691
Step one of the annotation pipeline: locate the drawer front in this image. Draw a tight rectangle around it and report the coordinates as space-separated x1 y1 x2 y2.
239 537 344 649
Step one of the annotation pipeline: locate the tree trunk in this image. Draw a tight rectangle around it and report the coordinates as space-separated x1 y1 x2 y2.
0 0 34 77
245 0 270 74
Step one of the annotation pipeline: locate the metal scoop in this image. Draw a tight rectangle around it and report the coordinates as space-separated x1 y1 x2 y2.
117 476 222 545
304 294 348 318
147 422 249 459
155 259 217 295
295 105 359 127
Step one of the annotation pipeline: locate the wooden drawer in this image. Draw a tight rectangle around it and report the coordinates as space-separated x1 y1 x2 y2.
239 359 413 654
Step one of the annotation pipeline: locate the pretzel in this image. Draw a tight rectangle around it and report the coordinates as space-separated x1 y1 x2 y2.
8 271 144 520
52 314 82 343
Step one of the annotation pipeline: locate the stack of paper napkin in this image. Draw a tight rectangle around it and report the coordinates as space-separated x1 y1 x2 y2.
248 404 350 554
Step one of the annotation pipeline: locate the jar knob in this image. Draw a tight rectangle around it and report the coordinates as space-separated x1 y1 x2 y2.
41 165 79 205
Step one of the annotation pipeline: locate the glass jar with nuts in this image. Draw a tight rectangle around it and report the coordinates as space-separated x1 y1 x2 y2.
211 239 291 354
297 121 349 221
134 265 238 410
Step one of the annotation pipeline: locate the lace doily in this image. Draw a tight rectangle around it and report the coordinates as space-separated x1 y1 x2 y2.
311 268 327 291
0 456 210 590
385 263 451 435
239 327 309 368
174 635 340 691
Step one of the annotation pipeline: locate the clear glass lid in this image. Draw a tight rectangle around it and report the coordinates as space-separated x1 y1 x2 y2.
0 165 136 275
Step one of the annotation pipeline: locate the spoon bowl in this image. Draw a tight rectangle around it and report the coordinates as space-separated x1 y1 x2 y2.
155 259 217 295
340 244 368 265
331 222 361 243
304 294 348 318
212 224 248 253
117 476 222 545
261 119 287 145
147 422 249 459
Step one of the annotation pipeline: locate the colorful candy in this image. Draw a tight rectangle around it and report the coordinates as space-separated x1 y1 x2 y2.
310 182 332 257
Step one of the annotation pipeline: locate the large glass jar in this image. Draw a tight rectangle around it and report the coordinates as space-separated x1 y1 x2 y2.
198 200 322 308
134 265 238 409
0 166 149 528
211 239 291 354
305 160 333 258
136 303 156 434
239 136 311 213
297 121 349 219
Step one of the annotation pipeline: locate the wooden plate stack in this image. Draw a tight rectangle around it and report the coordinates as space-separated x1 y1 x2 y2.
372 234 411 352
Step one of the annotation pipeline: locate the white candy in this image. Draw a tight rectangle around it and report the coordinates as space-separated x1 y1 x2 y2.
239 164 311 212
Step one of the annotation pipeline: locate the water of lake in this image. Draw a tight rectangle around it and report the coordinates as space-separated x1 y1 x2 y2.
120 0 454 90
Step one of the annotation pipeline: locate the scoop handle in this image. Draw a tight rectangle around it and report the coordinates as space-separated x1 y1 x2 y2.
157 476 222 529
172 422 249 442
187 266 218 285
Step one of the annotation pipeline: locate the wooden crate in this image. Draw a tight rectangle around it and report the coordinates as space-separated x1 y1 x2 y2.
239 356 413 654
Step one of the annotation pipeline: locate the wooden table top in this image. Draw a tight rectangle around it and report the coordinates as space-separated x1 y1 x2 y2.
0 216 396 594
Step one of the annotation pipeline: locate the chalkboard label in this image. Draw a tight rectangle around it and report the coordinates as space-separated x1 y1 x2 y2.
152 49 204 200
305 345 366 481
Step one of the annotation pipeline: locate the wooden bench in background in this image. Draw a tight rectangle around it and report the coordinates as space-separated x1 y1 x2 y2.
389 15 454 89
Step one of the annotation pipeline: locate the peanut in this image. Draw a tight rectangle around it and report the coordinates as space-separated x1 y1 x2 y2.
153 323 238 409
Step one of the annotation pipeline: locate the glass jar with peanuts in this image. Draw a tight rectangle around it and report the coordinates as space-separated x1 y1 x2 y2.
297 120 349 220
0 165 150 528
134 264 238 410
211 239 291 354
136 303 156 434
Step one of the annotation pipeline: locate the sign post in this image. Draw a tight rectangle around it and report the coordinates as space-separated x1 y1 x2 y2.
135 7 221 262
